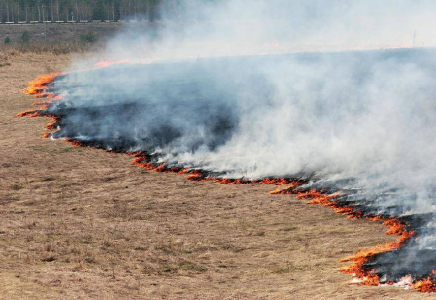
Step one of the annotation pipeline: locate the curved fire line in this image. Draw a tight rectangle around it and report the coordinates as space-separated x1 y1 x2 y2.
18 50 436 292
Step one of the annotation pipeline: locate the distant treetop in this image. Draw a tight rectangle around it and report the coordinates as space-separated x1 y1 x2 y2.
0 0 185 23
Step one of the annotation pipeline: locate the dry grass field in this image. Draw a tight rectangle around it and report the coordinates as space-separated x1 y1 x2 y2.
0 23 124 55
0 52 434 299
0 23 120 45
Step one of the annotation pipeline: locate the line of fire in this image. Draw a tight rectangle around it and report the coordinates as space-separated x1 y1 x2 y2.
18 48 436 293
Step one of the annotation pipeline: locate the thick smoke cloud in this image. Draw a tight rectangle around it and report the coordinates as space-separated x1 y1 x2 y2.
69 0 436 69
48 0 436 283
73 0 436 65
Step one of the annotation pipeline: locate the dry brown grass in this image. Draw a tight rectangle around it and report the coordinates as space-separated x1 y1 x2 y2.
2 43 92 54
0 23 120 54
0 53 434 299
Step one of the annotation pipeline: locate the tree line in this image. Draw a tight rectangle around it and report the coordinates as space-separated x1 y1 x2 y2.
0 0 188 23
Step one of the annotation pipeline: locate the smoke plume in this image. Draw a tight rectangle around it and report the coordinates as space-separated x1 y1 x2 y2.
36 0 436 288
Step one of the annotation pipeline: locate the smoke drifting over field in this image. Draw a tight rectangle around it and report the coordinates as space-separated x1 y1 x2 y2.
72 0 436 65
46 48 436 285
25 0 436 290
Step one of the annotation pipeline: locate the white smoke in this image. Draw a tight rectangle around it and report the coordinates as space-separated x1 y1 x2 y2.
68 0 436 69
49 0 436 280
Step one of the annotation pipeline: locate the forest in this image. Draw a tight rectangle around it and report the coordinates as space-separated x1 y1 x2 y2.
0 0 190 23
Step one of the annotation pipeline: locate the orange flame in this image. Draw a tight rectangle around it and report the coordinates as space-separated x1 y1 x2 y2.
23 73 61 96
338 215 415 286
130 153 301 186
44 117 60 130
18 73 64 140
413 276 436 293
16 110 42 118
95 59 131 69
272 186 419 288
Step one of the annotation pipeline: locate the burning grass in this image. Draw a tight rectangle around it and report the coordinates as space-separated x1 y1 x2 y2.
22 73 62 96
17 70 436 294
132 153 301 185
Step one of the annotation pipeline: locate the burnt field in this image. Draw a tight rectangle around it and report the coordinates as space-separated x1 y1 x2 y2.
1 52 435 299
21 48 436 291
